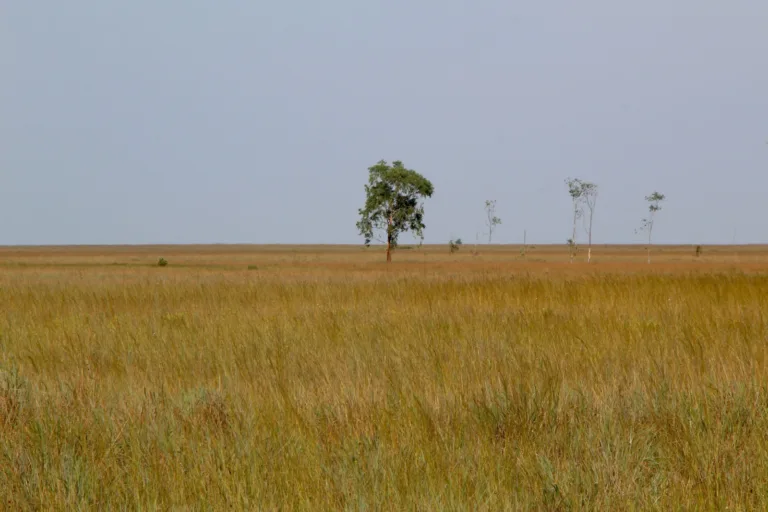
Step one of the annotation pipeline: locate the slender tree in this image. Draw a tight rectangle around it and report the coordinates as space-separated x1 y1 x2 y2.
565 178 585 263
636 191 665 264
521 229 527 258
356 160 434 262
484 200 502 244
580 182 598 263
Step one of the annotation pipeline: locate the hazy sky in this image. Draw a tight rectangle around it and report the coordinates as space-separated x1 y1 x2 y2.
3 1 767 245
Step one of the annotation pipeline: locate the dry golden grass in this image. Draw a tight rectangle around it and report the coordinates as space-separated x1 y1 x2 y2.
1 244 768 509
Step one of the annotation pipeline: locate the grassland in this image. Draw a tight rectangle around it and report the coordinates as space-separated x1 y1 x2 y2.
1 244 768 510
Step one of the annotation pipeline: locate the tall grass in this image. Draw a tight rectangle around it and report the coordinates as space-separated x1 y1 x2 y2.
1 266 768 509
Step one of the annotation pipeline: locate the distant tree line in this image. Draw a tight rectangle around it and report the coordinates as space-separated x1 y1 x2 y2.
357 159 665 263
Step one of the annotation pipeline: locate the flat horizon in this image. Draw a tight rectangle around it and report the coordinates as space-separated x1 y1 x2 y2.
1 242 767 249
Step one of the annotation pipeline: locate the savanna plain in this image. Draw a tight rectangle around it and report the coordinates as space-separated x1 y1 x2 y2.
2 244 768 510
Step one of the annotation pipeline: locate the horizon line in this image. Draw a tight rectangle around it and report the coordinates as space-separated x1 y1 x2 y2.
1 243 766 249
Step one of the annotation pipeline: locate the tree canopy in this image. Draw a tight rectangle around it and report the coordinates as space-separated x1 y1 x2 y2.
356 160 434 261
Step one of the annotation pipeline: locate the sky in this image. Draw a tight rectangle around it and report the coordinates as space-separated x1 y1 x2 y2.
2 1 767 246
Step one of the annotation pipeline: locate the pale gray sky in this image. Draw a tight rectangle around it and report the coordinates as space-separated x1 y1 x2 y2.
3 1 767 245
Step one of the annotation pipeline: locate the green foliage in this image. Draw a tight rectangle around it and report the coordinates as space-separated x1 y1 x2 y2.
157 258 168 267
449 238 463 254
637 191 666 237
565 177 586 203
356 160 434 256
646 191 666 213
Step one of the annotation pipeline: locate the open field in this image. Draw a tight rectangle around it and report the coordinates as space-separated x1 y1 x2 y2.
2 244 768 509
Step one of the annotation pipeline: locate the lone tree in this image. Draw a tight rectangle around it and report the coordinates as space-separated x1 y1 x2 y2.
565 178 585 263
356 160 434 262
580 181 598 263
484 200 502 244
637 191 665 264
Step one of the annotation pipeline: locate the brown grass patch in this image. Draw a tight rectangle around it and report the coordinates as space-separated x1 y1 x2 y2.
0 244 767 509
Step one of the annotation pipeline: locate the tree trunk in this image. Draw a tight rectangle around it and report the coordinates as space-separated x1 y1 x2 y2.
587 213 593 263
571 205 577 263
386 215 393 263
647 223 652 264
522 229 527 258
